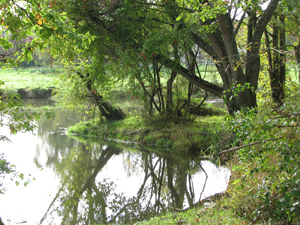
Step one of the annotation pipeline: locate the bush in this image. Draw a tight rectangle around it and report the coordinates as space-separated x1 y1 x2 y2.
224 96 300 224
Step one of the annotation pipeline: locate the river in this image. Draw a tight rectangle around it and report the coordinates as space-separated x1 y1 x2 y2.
0 99 230 225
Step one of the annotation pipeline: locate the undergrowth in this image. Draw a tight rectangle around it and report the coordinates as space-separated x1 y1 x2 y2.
222 93 300 224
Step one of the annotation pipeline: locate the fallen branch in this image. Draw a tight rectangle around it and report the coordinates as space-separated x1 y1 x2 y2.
271 113 299 119
217 137 283 155
274 125 300 128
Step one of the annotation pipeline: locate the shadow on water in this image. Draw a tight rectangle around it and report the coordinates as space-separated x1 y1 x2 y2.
0 99 230 225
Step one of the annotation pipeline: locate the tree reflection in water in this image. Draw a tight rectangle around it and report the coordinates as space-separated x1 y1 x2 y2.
39 140 229 225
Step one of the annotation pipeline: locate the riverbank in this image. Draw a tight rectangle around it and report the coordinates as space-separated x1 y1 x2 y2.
0 87 55 98
0 67 58 98
136 194 249 224
67 105 229 153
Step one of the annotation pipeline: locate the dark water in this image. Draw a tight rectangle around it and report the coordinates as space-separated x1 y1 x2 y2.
0 99 230 225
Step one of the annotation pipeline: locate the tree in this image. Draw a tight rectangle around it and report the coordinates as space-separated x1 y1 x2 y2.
1 0 286 116
262 0 300 104
0 1 57 196
0 0 125 121
152 0 280 114
48 0 280 114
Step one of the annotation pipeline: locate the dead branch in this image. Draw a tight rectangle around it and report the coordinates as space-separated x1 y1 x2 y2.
217 137 283 155
274 125 300 128
271 113 299 119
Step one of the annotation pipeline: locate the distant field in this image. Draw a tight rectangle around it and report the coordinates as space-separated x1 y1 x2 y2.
0 67 59 92
0 65 297 94
287 67 299 82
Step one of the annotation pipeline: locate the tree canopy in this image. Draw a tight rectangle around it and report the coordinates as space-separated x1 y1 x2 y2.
0 0 300 117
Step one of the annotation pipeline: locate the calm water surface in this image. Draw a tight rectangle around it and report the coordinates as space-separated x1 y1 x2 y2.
0 99 230 225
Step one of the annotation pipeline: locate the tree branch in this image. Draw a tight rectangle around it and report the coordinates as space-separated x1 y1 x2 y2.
253 0 280 43
153 54 224 97
217 137 283 155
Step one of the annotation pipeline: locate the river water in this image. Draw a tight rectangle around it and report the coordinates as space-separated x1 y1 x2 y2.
0 99 230 225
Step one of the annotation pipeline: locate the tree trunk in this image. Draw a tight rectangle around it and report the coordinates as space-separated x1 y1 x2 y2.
294 39 300 92
279 14 286 97
157 0 279 114
78 72 125 121
265 14 286 105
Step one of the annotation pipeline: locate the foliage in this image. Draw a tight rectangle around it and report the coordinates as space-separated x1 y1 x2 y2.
223 93 300 224
0 153 36 194
0 85 36 142
0 0 285 118
0 154 14 194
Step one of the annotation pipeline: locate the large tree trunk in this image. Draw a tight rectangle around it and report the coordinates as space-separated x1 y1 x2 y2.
156 0 278 115
265 14 286 105
92 93 125 121
295 39 300 92
78 72 125 121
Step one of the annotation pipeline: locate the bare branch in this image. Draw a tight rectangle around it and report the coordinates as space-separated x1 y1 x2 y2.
271 113 299 119
217 137 283 155
274 125 300 128
233 12 246 39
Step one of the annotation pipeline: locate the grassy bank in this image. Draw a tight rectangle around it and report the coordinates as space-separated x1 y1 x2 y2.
68 104 228 152
136 198 249 225
0 67 59 97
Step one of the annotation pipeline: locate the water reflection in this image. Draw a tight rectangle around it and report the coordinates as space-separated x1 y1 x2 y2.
0 100 230 225
40 139 230 224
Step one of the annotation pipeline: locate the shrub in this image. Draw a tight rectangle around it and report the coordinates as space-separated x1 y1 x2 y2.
224 96 300 224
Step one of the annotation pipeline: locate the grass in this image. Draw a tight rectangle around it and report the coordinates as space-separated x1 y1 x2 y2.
68 104 228 153
136 199 249 225
286 67 299 82
0 67 59 93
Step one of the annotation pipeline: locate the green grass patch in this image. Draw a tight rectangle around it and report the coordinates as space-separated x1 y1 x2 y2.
138 199 248 225
0 67 59 94
68 106 228 153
